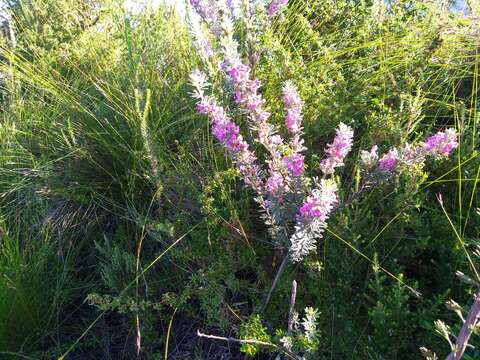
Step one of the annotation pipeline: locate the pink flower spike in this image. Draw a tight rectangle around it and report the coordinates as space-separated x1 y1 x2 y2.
320 123 354 175
190 70 264 192
223 52 283 164
282 81 303 138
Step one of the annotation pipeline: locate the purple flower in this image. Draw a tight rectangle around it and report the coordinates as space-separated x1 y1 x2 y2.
189 0 214 23
425 128 458 156
284 154 305 177
320 123 354 175
266 172 284 194
246 94 266 112
268 0 288 16
285 110 301 133
298 180 337 221
227 60 250 84
282 81 303 139
370 128 457 174
196 101 212 114
282 81 303 108
208 105 246 153
190 0 200 8
190 70 264 192
378 149 399 173
299 201 322 218
223 52 287 191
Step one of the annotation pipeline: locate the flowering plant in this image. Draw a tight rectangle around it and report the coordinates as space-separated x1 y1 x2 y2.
188 0 458 302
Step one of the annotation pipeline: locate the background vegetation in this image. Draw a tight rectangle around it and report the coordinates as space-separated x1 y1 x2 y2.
0 0 479 358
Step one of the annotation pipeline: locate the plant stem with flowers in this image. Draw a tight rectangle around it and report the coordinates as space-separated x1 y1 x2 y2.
187 0 459 309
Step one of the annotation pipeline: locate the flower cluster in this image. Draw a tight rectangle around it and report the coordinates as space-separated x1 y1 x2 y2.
290 179 338 262
265 172 284 194
425 128 458 157
188 0 459 265
192 0 286 164
268 0 289 16
283 83 302 133
282 81 305 154
283 154 304 177
222 42 293 199
320 123 354 175
298 180 338 220
378 149 399 173
188 13 214 63
223 48 283 157
190 70 263 192
361 128 458 174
